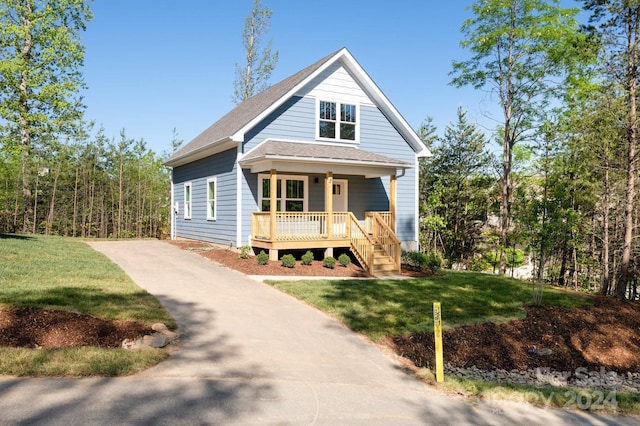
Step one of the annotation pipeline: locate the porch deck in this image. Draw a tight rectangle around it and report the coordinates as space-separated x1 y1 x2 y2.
251 211 400 275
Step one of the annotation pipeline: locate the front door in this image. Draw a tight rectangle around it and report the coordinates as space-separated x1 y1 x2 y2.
332 180 348 235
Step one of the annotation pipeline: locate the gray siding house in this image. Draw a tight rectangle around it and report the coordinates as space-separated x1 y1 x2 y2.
165 48 431 276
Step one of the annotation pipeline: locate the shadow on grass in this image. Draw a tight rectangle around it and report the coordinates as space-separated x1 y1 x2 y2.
0 233 35 240
1 286 175 327
0 291 276 424
312 271 591 339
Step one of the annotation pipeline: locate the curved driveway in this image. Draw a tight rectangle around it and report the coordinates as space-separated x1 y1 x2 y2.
0 240 634 425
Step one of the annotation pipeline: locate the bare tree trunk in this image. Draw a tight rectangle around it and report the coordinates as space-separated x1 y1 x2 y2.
45 163 61 235
601 158 612 295
617 9 639 299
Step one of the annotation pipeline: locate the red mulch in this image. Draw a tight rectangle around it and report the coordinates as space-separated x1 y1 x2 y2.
0 307 152 349
391 296 640 374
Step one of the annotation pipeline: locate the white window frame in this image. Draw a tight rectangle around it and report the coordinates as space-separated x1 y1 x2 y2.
316 99 359 143
258 174 309 212
183 182 192 220
206 177 217 220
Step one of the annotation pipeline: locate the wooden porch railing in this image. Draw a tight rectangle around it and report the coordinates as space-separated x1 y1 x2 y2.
346 212 375 274
369 212 401 270
365 211 393 233
252 212 349 241
251 211 400 275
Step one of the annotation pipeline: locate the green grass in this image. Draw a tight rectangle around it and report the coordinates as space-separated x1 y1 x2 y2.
0 233 175 376
266 270 592 340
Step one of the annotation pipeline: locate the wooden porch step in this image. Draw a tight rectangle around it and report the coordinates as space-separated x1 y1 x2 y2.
372 245 400 276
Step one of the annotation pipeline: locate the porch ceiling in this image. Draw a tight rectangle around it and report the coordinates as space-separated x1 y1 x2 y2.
239 140 413 177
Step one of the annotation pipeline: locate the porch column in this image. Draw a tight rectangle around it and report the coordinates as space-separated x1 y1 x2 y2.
390 174 396 232
269 169 278 261
325 172 333 240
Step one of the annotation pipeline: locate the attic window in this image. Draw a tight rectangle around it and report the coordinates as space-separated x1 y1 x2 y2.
318 100 357 141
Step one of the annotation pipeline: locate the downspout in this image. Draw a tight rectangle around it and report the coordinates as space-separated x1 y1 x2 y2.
236 144 243 247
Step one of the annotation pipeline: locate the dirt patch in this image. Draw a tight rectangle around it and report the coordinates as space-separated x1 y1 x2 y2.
0 307 152 349
391 296 640 374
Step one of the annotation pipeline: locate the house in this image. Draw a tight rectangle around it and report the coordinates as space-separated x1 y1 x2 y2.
164 47 431 276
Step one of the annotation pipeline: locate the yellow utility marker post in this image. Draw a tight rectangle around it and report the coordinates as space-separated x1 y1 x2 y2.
433 302 444 382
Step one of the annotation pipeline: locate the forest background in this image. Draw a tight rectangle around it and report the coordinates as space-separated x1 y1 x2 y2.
2 0 640 300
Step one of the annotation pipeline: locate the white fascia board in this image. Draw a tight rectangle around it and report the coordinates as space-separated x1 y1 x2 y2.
339 50 431 157
244 157 407 177
164 138 239 167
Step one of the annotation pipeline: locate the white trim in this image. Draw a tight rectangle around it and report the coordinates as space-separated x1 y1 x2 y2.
315 98 360 143
236 145 243 247
257 173 309 212
170 176 175 240
183 181 192 220
206 177 217 221
414 154 420 249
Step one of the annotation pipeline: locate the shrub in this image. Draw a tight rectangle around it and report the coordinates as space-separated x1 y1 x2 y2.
402 250 442 273
323 256 336 269
425 251 442 273
257 250 269 265
281 254 296 268
338 253 351 267
301 250 314 265
237 245 251 259
467 256 490 272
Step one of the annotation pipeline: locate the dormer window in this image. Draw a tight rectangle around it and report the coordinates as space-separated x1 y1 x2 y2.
318 100 357 141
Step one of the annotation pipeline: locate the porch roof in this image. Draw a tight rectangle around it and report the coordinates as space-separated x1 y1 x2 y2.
239 140 413 177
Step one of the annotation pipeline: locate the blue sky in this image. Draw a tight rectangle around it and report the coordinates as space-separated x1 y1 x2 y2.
81 0 581 156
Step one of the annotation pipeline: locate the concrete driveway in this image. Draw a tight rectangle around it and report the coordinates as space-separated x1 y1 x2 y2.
0 240 634 425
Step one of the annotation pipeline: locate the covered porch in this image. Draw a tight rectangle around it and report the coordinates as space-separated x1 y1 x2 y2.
240 140 412 276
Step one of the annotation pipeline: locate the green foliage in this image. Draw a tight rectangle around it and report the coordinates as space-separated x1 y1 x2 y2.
485 248 525 269
301 250 314 265
467 256 491 272
323 256 336 269
425 251 443 273
280 253 296 268
237 245 251 259
257 250 269 265
338 253 351 267
233 0 279 104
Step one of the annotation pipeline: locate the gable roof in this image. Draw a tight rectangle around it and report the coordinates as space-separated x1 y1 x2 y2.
164 47 431 168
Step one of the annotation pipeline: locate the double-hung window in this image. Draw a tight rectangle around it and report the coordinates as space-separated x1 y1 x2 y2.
318 100 357 141
184 182 192 219
259 175 307 212
206 177 217 220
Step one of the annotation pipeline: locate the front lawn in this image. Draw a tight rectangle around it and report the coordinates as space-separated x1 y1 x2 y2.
0 233 175 376
266 271 591 340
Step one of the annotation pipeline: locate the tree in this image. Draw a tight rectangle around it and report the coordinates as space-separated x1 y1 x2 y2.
584 0 640 299
450 0 588 274
423 107 492 266
0 0 92 232
232 0 279 104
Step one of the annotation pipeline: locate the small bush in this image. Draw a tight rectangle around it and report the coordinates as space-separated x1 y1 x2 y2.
257 250 269 265
301 250 314 265
406 251 428 270
323 256 336 269
425 251 442 273
467 256 490 272
237 245 251 259
338 253 351 267
281 254 296 268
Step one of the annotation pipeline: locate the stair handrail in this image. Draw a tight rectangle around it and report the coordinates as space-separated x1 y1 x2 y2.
347 212 376 275
371 212 401 270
